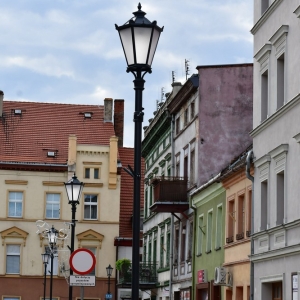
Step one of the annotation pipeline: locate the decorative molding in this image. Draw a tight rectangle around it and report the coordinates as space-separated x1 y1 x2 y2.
1 226 29 246
293 132 300 143
269 25 289 58
76 229 104 248
251 93 300 137
43 181 64 186
251 0 284 35
293 5 300 18
83 162 102 165
84 183 103 188
5 180 28 185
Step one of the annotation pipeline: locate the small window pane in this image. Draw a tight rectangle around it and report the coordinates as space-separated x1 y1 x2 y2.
94 168 99 179
8 192 23 217
46 194 60 219
85 168 90 179
84 195 98 220
6 245 20 274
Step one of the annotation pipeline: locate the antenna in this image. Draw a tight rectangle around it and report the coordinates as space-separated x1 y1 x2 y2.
172 71 175 83
161 87 165 102
185 59 190 81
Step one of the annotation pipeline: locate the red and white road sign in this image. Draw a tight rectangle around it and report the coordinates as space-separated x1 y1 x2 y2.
69 248 96 275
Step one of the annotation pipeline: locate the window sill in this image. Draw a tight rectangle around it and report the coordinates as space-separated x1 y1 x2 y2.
157 267 170 273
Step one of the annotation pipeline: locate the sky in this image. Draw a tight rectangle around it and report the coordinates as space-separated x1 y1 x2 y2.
0 0 253 147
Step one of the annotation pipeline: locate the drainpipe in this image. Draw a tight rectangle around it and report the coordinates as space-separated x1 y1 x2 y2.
191 204 197 300
246 149 254 300
169 113 175 300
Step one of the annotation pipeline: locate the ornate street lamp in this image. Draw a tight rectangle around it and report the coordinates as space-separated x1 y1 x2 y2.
106 264 113 300
47 226 58 300
41 252 50 300
64 174 84 300
115 3 163 299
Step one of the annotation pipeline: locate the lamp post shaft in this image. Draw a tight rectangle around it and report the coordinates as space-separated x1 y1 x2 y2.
132 71 145 300
69 203 76 300
44 263 47 300
50 252 54 300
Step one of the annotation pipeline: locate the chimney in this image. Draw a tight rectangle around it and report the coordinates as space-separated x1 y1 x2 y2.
114 99 124 148
172 82 182 97
0 90 3 118
104 98 113 122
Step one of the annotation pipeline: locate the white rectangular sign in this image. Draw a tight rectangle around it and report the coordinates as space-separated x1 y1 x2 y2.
70 275 95 286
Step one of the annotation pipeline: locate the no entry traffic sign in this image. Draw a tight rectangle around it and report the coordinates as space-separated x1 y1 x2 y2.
69 248 96 275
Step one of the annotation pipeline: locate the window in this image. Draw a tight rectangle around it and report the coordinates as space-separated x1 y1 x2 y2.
180 225 186 262
277 53 284 109
247 188 252 236
254 43 271 123
148 235 152 263
4 298 21 300
236 287 243 299
197 215 204 256
261 180 268 230
85 168 90 179
6 245 20 274
184 108 188 126
190 149 195 185
46 193 60 219
276 172 284 225
144 188 148 218
176 117 180 134
160 232 164 268
166 224 170 267
176 155 180 177
227 198 235 243
187 221 193 260
94 168 99 179
84 194 98 220
261 69 269 121
237 194 245 239
261 0 269 15
45 246 58 276
85 247 96 275
174 227 179 264
206 211 213 253
190 102 195 119
153 231 157 266
215 205 222 249
8 192 23 218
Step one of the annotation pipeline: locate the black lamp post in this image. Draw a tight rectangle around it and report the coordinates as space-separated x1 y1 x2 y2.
47 225 59 300
115 3 163 299
41 252 50 300
64 174 84 300
106 264 113 299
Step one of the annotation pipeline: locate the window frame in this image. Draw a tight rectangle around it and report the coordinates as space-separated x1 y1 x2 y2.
8 191 23 218
6 244 21 274
83 194 98 220
45 193 61 219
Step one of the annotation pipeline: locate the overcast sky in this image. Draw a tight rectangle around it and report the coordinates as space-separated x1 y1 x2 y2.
0 0 253 147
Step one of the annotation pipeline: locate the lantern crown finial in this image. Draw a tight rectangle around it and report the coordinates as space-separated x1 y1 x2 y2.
138 3 141 10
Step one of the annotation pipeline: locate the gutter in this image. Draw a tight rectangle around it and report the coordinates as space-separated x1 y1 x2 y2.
245 149 254 300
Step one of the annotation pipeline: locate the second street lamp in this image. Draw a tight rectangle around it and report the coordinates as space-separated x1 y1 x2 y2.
47 225 59 300
41 252 50 300
64 174 84 300
106 264 113 300
115 3 163 299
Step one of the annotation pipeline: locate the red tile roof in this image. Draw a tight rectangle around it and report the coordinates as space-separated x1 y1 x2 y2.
0 101 115 165
118 147 145 238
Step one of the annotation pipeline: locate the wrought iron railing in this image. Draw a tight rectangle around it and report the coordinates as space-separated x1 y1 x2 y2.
150 176 188 203
118 262 158 285
226 236 234 243
236 232 244 240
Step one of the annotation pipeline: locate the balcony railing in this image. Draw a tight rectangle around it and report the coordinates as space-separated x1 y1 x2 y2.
151 176 188 202
236 232 244 240
226 236 234 244
118 262 157 289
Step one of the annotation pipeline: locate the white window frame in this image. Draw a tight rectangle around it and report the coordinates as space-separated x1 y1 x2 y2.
6 244 21 274
8 191 23 218
84 194 98 220
197 214 204 256
46 193 60 219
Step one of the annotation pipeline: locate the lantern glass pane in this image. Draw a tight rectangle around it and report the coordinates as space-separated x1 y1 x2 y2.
119 27 134 65
134 27 152 65
147 28 160 66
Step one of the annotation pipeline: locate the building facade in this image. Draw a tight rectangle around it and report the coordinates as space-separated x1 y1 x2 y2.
251 1 300 299
0 95 121 300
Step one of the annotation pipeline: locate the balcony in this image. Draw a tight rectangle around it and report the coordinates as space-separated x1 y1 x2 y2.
117 262 157 290
150 176 189 213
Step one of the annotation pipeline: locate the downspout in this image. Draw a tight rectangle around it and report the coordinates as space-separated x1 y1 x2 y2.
246 149 254 300
191 204 197 300
169 113 175 300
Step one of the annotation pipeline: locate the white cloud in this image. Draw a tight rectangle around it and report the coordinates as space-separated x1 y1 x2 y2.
2 55 74 78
